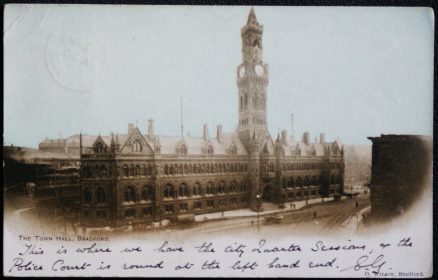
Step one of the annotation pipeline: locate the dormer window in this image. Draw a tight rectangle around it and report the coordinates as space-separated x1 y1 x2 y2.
95 142 104 153
206 145 214 155
229 145 237 155
179 144 188 156
132 139 142 152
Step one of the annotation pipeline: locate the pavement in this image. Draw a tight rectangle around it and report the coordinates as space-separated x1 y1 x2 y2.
194 197 338 222
340 205 371 233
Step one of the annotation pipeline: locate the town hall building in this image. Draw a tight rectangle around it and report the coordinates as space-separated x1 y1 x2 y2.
70 8 345 228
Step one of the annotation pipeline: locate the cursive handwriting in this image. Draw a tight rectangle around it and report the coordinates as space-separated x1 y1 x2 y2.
267 257 300 269
155 241 184 253
18 244 44 256
8 258 43 273
122 261 164 270
253 239 301 254
311 240 366 252
76 243 112 254
52 259 91 271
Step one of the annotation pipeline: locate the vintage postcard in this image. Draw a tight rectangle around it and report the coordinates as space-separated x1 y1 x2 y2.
3 4 434 277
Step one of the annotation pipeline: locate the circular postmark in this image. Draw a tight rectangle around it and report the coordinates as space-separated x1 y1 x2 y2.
46 32 105 92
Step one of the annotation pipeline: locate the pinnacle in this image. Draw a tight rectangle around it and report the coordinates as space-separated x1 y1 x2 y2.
247 6 259 26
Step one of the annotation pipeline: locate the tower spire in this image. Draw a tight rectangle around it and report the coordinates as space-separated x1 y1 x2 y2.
180 96 184 138
247 7 259 26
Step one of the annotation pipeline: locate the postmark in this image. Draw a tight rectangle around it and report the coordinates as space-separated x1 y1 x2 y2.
46 31 104 92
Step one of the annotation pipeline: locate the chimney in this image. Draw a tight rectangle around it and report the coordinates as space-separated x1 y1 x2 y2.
203 124 209 141
281 130 287 144
303 132 310 145
148 119 154 138
320 133 326 144
216 125 223 143
128 123 134 134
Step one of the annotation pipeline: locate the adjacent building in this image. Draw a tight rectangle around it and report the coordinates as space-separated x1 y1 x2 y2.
367 134 432 219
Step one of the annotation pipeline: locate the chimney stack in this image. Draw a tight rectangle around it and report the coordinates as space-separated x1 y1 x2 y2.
128 123 134 134
303 131 310 145
320 133 326 144
148 119 154 138
216 125 223 143
203 124 209 141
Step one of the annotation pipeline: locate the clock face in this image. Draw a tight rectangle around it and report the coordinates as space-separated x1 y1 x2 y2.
239 66 245 77
255 65 264 76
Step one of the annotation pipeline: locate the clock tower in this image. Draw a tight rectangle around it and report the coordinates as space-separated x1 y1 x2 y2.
237 7 269 151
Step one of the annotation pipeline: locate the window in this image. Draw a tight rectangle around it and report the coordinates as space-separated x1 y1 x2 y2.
164 184 175 199
165 205 174 214
179 144 188 156
135 165 140 176
132 140 142 152
129 165 134 177
141 186 153 201
230 181 237 192
96 187 106 203
193 202 202 210
124 209 135 218
207 200 214 208
84 188 92 203
95 142 104 153
96 211 106 218
143 207 152 216
206 182 214 195
218 181 226 194
206 145 214 155
124 186 137 203
179 183 189 197
123 165 129 177
101 165 107 177
180 203 189 212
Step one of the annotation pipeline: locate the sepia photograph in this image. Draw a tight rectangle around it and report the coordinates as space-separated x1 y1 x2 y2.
3 4 433 277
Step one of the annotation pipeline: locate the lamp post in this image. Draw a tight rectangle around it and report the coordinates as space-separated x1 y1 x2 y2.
256 194 261 233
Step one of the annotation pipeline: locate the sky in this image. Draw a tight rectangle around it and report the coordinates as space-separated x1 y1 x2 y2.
4 5 434 148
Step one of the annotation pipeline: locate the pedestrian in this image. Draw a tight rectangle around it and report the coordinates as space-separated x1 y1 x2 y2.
355 201 359 210
313 211 317 219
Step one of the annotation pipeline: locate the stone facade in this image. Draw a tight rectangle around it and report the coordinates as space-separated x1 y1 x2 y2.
78 8 344 228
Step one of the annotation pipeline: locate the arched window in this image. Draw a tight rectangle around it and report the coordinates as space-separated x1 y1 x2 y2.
240 95 243 112
330 175 335 185
218 181 226 194
337 174 342 185
135 165 140 176
206 182 214 195
123 165 129 177
129 164 134 177
304 176 310 186
96 187 106 203
311 176 317 186
141 186 153 201
95 142 104 153
146 164 152 175
244 93 248 108
269 163 274 172
132 140 142 152
101 165 107 177
296 177 303 187
124 186 137 203
230 181 237 192
206 145 214 155
179 183 189 197
169 164 174 175
164 164 169 175
164 184 175 199
84 187 92 203
179 144 188 156
193 182 202 196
